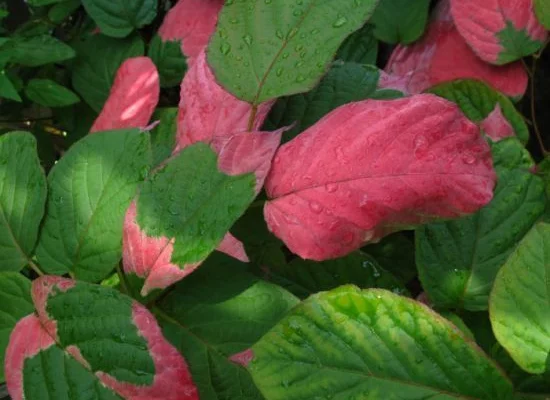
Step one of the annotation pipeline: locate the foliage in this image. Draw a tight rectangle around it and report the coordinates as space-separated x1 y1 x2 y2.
0 0 550 399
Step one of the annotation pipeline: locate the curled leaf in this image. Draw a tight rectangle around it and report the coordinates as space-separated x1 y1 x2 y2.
385 0 528 98
91 57 160 133
264 94 496 260
176 51 273 151
158 0 223 63
450 0 548 65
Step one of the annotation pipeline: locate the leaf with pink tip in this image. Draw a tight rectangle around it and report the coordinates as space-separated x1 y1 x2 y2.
264 94 496 261
158 0 223 63
5 276 198 400
385 0 528 98
450 0 548 65
480 105 516 141
176 50 274 151
91 57 159 133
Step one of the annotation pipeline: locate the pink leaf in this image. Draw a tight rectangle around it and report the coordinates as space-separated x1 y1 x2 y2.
175 50 274 151
480 104 516 141
97 304 198 400
264 94 496 260
385 1 528 98
217 233 249 262
229 349 255 367
158 0 224 63
91 57 160 133
5 315 56 400
450 0 547 64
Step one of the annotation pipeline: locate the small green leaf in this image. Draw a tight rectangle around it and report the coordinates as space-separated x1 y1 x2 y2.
147 35 187 88
249 286 514 400
261 251 407 299
156 253 299 400
27 0 65 6
72 34 144 111
535 0 550 29
25 79 80 107
0 72 21 102
0 273 33 382
490 222 550 374
263 62 402 142
417 139 546 311
429 79 529 144
9 35 75 67
335 23 378 64
207 0 379 104
82 0 156 38
48 0 81 24
36 129 151 282
497 21 545 65
370 0 430 44
0 132 47 271
136 143 255 266
149 107 177 167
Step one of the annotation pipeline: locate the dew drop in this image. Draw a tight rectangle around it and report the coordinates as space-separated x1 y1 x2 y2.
276 29 284 39
293 9 303 16
243 34 253 46
295 44 304 51
333 16 348 28
309 201 323 214
287 27 299 39
296 75 305 82
462 153 477 165
230 18 239 24
325 183 338 193
276 67 284 76
220 43 231 55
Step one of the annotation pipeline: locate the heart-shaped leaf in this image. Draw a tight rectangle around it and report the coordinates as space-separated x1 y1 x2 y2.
36 129 151 282
91 57 159 133
207 0 379 104
0 132 46 272
248 286 514 399
490 222 550 374
450 0 548 65
5 276 198 399
264 94 496 260
155 253 298 400
335 24 378 64
0 73 21 102
147 36 187 88
417 138 545 311
24 79 80 107
9 35 75 67
371 0 431 44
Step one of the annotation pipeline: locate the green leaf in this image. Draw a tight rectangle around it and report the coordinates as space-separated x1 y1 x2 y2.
72 34 144 112
535 0 550 29
417 139 546 311
429 79 529 144
25 79 80 107
9 35 75 67
249 286 514 400
149 107 177 167
82 0 156 38
490 222 550 374
370 0 430 44
0 132 47 272
48 0 81 24
23 345 122 399
207 0 380 104
0 71 21 102
156 253 299 400
36 129 151 282
363 232 417 284
260 251 407 299
335 23 378 64
136 143 255 266
0 273 33 382
262 62 402 142
27 0 65 6
147 35 187 88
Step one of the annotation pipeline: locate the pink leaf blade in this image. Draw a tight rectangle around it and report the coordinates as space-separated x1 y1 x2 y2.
480 104 516 141
91 57 160 133
217 233 249 262
176 51 274 151
264 94 496 260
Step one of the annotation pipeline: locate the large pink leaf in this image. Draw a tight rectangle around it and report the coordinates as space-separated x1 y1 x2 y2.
450 0 547 65
264 94 496 260
176 50 274 151
158 0 224 63
384 1 528 98
91 57 160 133
123 130 282 294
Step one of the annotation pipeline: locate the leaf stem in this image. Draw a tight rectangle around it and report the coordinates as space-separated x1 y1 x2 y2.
27 259 44 276
247 105 258 132
116 262 130 295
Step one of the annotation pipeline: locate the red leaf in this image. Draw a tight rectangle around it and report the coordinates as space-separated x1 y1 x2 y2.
264 94 496 260
5 315 56 400
158 0 224 63
91 57 160 133
384 0 528 98
175 50 274 151
450 0 547 64
480 104 516 141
